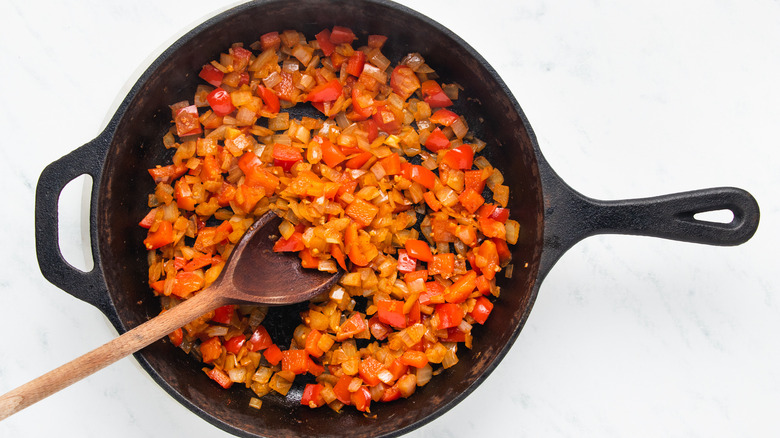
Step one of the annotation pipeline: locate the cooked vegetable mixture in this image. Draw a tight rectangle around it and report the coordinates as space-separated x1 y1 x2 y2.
140 26 519 413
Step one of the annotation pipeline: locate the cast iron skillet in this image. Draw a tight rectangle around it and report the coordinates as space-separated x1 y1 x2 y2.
34 0 760 437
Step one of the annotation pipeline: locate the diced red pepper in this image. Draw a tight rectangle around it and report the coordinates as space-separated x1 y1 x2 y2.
407 299 421 325
442 327 468 343
336 312 367 341
282 349 310 375
239 152 280 192
174 179 196 211
475 274 491 295
315 29 336 56
307 79 343 102
263 344 283 365
400 350 429 368
333 375 353 405
357 119 379 142
231 46 252 71
307 356 325 376
345 198 379 227
444 270 478 304
390 65 421 100
168 327 183 347
421 80 453 108
200 154 222 182
493 237 512 264
225 335 246 355
304 329 325 358
410 165 437 190
273 231 305 252
183 255 214 273
143 220 174 250
211 305 235 325
376 298 407 329
301 383 326 408
478 217 506 240
424 127 451 152
475 239 500 280
198 64 224 87
489 207 510 223
344 151 373 169
368 315 392 340
247 325 273 352
272 143 303 171
435 303 464 330
351 386 372 412
200 337 222 364
207 367 233 389
419 281 446 305
170 271 204 298
458 188 485 214
477 203 497 219
173 256 187 271
464 170 486 193
351 87 375 119
331 243 347 271
257 85 280 114
148 163 188 184
404 239 433 262
260 31 281 51
344 222 370 267
358 356 385 386
404 269 428 285
329 26 356 44
346 52 366 77
174 104 202 137
368 34 388 48
215 181 237 206
316 135 348 168
470 296 494 324
429 109 459 126
299 248 320 269
372 104 401 134
423 191 442 211
381 385 401 402
379 153 401 175
428 253 455 277
138 209 156 229
442 145 474 170
206 88 235 116
387 358 408 381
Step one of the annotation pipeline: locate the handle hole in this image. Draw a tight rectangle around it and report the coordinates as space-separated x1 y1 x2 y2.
693 209 734 224
58 175 94 272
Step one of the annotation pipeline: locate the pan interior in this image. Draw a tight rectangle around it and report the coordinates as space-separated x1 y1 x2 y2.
97 0 543 436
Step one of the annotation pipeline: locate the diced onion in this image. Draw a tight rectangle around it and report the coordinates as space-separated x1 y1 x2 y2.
416 364 433 386
144 27 517 415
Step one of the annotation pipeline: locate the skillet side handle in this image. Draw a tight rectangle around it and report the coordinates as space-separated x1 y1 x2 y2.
35 133 111 314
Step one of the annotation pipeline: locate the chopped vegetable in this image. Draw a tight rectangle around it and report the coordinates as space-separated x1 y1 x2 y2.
141 27 516 412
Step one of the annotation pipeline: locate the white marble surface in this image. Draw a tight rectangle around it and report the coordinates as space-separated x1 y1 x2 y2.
1 0 777 436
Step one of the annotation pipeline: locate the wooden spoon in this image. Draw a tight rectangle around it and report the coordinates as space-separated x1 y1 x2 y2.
0 212 340 420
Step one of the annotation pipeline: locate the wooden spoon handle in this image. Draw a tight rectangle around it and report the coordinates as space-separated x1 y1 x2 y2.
0 288 226 421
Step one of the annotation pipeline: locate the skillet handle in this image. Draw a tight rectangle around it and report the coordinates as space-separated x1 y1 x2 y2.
538 159 760 281
35 132 112 315
581 187 760 244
